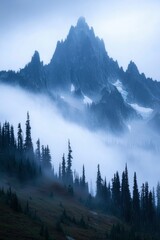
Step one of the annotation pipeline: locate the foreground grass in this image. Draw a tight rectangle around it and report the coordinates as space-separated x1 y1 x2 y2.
0 176 118 240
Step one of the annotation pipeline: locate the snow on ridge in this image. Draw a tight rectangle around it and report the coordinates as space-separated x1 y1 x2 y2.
71 84 75 92
113 80 153 120
113 79 128 101
130 103 153 119
83 95 92 105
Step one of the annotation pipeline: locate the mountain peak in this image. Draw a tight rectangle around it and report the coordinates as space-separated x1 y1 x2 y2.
127 61 139 75
48 17 118 95
76 17 88 28
66 17 92 43
31 50 40 64
74 17 91 35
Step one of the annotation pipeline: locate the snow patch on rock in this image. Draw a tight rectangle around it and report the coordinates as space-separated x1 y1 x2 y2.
71 84 75 92
130 103 153 119
83 95 92 105
113 79 128 101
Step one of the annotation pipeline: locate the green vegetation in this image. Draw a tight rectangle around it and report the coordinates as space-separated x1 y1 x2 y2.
0 113 160 239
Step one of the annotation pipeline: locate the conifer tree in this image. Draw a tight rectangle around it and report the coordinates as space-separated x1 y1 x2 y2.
81 165 86 188
66 140 73 185
96 164 102 199
112 171 121 214
121 164 131 222
46 145 52 169
41 145 45 162
59 163 62 180
140 183 145 220
152 187 156 211
1 123 5 149
74 172 80 189
132 172 140 222
102 178 107 201
157 182 160 217
62 154 66 182
35 139 41 162
17 123 23 152
106 181 112 211
42 145 52 171
144 182 149 219
24 112 33 156
10 125 16 149
79 165 88 195
148 191 154 221
4 122 10 148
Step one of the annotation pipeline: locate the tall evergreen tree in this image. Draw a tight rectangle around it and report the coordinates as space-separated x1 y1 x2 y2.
112 171 121 215
157 182 160 217
58 163 62 180
41 145 45 162
24 112 33 156
41 145 52 171
152 187 156 211
35 139 41 162
4 122 10 148
81 165 86 188
61 153 66 183
45 145 51 170
1 123 5 149
79 165 88 195
10 125 16 149
96 164 102 199
140 183 145 221
17 123 23 153
66 140 73 185
101 177 111 212
121 164 131 222
144 182 149 220
148 191 154 222
74 171 80 190
102 177 108 202
132 172 140 222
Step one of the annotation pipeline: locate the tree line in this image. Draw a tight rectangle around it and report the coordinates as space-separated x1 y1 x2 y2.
0 113 51 181
0 114 160 238
0 113 88 192
95 164 160 229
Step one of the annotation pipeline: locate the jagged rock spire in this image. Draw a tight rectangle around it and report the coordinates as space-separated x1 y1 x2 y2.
127 61 139 75
76 17 88 29
31 50 41 65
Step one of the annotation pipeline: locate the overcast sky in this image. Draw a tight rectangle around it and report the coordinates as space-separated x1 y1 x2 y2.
0 0 160 80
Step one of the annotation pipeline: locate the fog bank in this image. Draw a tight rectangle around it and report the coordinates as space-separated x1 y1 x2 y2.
0 84 159 192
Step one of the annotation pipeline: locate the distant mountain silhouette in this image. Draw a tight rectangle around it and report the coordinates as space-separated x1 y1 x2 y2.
46 17 120 98
0 17 160 133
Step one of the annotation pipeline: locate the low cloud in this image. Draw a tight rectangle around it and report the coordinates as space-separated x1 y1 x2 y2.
0 83 159 192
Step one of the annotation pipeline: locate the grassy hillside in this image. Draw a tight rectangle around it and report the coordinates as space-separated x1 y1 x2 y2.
0 176 118 240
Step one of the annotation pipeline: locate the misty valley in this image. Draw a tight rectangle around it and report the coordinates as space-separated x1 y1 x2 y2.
1 17 160 240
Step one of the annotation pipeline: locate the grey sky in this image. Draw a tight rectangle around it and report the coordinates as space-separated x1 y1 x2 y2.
0 0 160 80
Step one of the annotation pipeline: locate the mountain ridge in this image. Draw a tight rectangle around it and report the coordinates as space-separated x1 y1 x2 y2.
0 17 159 133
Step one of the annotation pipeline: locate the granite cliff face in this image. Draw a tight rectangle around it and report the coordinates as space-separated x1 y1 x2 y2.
0 17 160 133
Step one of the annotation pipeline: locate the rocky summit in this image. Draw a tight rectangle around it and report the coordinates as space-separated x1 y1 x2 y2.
1 17 160 133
